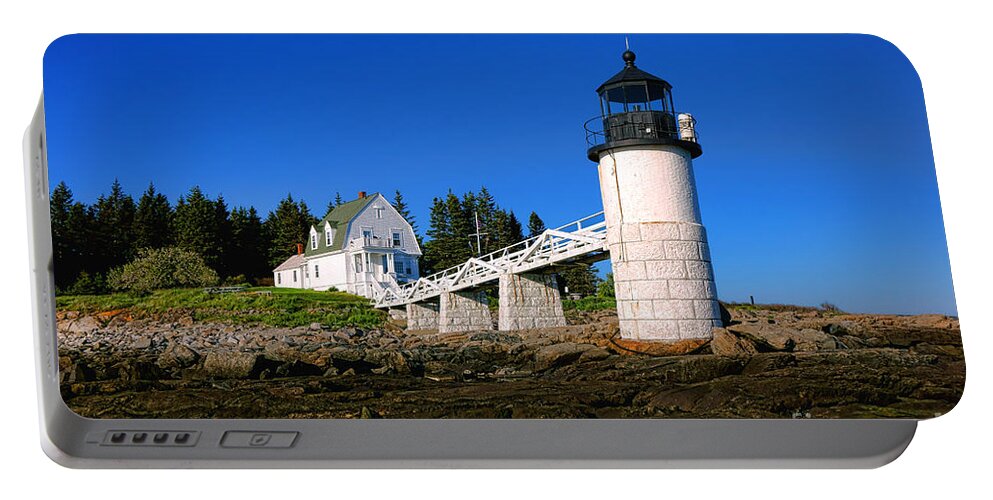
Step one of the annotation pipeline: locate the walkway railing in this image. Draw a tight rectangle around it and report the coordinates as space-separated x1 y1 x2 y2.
372 211 609 308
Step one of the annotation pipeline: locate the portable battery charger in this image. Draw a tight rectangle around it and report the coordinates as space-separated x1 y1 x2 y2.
24 34 962 467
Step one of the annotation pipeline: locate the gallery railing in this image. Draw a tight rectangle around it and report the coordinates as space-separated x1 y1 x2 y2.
584 110 699 148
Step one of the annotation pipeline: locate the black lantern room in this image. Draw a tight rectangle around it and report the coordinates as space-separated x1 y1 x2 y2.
585 50 702 161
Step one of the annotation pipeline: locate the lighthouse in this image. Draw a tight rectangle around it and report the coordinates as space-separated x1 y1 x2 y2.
585 49 722 341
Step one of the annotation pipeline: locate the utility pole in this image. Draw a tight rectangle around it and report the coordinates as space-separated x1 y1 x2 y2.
468 210 487 256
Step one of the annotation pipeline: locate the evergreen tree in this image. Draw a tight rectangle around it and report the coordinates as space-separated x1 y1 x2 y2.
422 188 530 271
299 199 319 228
448 191 475 260
506 211 524 246
467 187 500 254
334 192 344 207
213 194 232 276
50 182 82 289
66 202 96 278
133 183 173 251
92 179 137 274
422 191 475 272
527 211 546 238
421 196 450 274
173 186 224 271
489 209 524 251
557 265 601 297
229 206 265 280
393 189 416 235
262 193 315 268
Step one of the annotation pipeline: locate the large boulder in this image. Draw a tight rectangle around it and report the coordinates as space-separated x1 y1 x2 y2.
202 351 260 379
533 342 595 371
726 323 797 351
65 316 101 335
726 323 843 352
364 349 414 375
792 329 840 351
710 328 759 356
156 343 200 370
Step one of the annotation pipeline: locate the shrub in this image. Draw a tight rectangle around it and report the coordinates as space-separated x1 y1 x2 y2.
820 302 842 313
64 271 108 295
108 247 219 293
562 295 616 312
597 272 615 297
222 274 250 287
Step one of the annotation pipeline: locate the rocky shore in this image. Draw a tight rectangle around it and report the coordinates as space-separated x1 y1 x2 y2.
57 306 964 419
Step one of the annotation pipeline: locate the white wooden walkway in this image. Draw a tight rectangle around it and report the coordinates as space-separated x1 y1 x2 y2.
372 212 609 308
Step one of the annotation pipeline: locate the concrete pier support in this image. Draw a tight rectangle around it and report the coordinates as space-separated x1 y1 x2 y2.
498 273 567 331
438 291 492 333
406 301 440 331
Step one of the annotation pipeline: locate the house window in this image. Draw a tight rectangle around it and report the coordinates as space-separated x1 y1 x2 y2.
354 254 363 273
293 270 297 282
406 263 412 275
381 254 389 272
277 272 281 284
375 207 384 219
392 231 402 248
326 229 332 245
305 266 309 278
362 228 373 239
311 234 317 249
315 264 319 278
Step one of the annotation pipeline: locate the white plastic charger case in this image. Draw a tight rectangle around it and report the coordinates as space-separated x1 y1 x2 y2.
28 34 963 467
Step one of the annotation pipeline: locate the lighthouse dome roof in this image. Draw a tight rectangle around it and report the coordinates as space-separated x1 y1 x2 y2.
596 50 671 93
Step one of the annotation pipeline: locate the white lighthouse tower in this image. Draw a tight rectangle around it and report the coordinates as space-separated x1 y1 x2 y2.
585 49 722 341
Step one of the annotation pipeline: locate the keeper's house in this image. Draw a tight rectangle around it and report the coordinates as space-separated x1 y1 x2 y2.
272 192 421 298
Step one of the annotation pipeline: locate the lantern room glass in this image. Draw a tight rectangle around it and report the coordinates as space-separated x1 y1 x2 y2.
599 82 674 117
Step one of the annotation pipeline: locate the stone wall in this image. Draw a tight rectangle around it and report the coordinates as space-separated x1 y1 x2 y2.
406 301 439 331
438 291 492 333
498 273 567 331
610 221 721 340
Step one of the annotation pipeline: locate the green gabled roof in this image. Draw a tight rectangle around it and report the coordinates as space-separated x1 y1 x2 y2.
304 194 379 257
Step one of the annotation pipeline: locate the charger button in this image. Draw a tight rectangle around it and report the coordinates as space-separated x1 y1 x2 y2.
220 431 298 449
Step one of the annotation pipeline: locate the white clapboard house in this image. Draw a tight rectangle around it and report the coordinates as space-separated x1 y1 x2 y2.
272 192 421 298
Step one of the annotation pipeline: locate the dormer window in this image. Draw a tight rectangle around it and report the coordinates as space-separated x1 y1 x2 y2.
326 228 332 245
310 233 317 250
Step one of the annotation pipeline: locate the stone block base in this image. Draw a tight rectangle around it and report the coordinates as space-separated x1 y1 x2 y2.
498 273 567 331
406 301 439 331
610 221 721 341
438 291 492 333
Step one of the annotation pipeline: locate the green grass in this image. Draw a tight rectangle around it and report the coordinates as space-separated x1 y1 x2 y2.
561 295 616 312
55 287 386 329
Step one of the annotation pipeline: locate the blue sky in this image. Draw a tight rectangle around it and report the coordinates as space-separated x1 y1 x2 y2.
42 34 955 315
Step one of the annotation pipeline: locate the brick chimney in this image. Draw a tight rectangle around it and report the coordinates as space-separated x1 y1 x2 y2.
296 243 303 255
358 191 367 199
